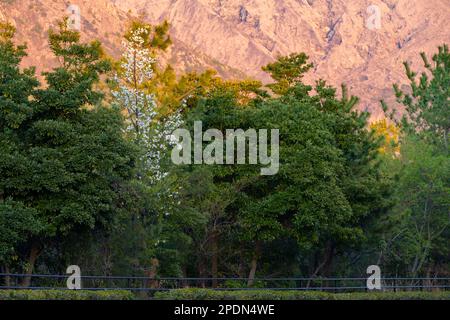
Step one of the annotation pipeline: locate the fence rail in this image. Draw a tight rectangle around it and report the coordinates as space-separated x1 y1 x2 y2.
1 273 449 293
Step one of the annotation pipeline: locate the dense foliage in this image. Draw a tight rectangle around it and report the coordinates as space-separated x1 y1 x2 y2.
0 21 136 285
0 19 448 289
155 289 450 300
0 290 134 300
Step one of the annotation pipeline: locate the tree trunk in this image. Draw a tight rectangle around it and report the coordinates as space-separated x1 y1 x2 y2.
198 258 206 288
21 241 42 287
307 241 335 288
247 241 261 287
145 258 159 289
1 265 11 287
322 242 336 276
211 231 219 288
182 266 188 288
237 248 246 279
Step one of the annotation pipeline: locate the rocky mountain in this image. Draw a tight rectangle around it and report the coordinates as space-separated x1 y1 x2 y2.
1 0 449 117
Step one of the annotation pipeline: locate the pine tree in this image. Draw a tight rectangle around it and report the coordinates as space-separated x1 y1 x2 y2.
379 45 450 276
383 44 449 152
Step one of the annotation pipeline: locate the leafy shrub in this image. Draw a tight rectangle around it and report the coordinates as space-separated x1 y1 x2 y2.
0 290 135 300
155 289 450 300
337 292 450 300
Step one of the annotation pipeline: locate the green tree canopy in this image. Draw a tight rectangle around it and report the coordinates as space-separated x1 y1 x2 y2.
0 21 136 281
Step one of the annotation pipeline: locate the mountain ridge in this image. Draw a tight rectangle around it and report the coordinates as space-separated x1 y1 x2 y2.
1 0 449 118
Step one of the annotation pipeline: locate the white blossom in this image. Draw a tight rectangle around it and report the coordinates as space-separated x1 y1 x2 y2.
112 27 183 182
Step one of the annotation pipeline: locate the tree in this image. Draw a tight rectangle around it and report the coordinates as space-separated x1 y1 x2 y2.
383 44 449 152
0 20 136 284
383 137 449 276
113 22 182 180
370 119 400 156
0 21 40 278
111 21 186 279
262 53 313 95
378 45 450 276
234 56 391 284
171 56 390 285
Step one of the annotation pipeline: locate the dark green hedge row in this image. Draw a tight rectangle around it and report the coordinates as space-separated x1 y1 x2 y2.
154 289 450 300
0 290 135 300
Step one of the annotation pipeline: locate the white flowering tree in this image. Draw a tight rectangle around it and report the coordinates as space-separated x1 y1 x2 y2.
110 23 183 276
113 25 182 181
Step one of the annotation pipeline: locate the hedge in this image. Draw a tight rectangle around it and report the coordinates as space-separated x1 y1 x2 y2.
154 289 450 300
0 290 135 300
3 289 448 300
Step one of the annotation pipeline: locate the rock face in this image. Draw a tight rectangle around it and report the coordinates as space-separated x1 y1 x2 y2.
1 0 130 74
2 0 449 117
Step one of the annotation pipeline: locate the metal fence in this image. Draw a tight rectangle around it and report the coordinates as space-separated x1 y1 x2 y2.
1 273 449 293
